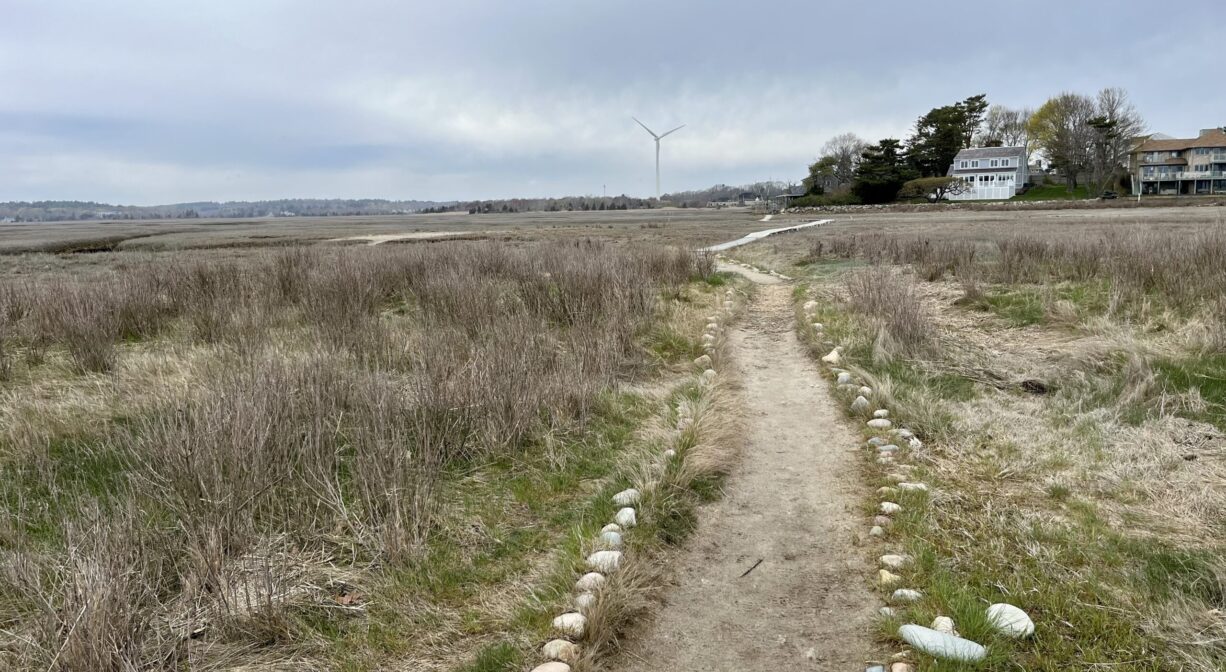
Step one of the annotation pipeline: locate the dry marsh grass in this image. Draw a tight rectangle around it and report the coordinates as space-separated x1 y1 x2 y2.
0 240 710 671
783 221 1226 671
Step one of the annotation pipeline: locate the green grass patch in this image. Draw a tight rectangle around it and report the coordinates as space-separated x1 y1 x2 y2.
966 282 1110 327
883 478 1213 671
974 290 1045 326
644 323 701 364
459 642 522 672
1151 353 1226 430
0 434 131 547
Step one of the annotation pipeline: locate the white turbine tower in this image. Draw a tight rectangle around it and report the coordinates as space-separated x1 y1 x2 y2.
633 117 684 201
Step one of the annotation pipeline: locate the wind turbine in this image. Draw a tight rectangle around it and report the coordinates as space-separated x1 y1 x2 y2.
633 117 684 201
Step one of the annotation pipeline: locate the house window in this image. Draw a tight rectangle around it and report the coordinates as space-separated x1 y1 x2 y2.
971 160 980 168
1000 158 1010 167
960 160 968 169
989 159 998 167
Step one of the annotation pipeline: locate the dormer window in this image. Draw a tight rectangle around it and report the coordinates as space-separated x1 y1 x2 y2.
960 160 969 169
971 160 980 168
1000 158 1010 167
990 159 999 167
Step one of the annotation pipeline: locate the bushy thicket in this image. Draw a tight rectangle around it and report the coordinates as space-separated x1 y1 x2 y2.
0 240 699 670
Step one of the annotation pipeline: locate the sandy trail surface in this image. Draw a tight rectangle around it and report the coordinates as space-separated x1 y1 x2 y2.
614 271 878 671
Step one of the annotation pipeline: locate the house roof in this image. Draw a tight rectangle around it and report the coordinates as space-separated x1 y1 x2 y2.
1134 128 1226 152
952 146 1026 161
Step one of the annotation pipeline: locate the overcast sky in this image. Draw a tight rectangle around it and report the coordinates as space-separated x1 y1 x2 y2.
2 1 1222 204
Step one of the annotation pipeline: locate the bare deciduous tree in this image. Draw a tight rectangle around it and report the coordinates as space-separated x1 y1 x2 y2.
819 132 869 187
979 105 1033 149
1088 87 1145 194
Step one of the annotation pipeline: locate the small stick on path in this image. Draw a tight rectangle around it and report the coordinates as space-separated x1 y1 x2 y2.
739 558 764 578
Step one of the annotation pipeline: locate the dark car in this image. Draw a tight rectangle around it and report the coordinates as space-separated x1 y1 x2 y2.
1099 190 1118 200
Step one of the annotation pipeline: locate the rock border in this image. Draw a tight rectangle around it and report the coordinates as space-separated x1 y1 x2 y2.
529 284 740 672
800 297 1036 670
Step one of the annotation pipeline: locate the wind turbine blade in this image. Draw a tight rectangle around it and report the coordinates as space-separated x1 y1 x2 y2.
659 124 685 138
632 116 659 139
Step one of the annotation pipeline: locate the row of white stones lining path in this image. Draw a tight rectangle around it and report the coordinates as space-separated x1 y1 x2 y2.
530 288 735 672
804 302 1037 671
615 270 879 671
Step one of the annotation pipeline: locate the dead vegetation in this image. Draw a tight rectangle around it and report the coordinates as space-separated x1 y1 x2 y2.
778 219 1226 671
0 240 711 671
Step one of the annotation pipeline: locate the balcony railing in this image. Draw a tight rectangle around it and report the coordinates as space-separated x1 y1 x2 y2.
1140 170 1226 181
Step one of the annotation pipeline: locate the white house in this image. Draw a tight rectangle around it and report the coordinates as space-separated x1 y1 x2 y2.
946 147 1029 200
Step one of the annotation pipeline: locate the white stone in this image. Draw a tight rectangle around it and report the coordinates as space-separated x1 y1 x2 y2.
869 525 886 537
867 437 886 447
615 507 637 528
891 589 923 603
886 473 908 483
859 386 873 397
877 486 898 497
700 368 717 385
851 396 870 413
879 502 902 514
895 428 915 440
932 616 957 635
701 334 716 344
987 603 1035 638
873 515 893 527
821 348 842 365
693 354 712 368
541 640 580 664
880 554 910 569
878 569 902 586
898 482 928 492
552 612 587 638
600 523 621 534
599 531 623 549
803 300 818 312
575 572 605 592
873 409 890 419
867 418 893 430
812 322 824 331
879 606 897 617
530 663 571 672
612 488 641 506
876 457 894 465
586 550 623 573
837 372 853 385
877 444 899 453
909 437 923 450
663 449 676 459
898 624 987 662
574 591 596 611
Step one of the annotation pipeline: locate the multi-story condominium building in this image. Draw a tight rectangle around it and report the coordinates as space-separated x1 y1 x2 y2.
1131 128 1226 196
945 147 1029 200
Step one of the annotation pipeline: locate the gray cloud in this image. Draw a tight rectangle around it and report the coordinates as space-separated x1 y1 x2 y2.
1 0 1221 203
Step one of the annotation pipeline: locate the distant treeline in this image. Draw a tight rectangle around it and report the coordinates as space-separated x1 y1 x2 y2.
2 182 797 221
455 195 652 214
0 199 453 222
663 181 795 207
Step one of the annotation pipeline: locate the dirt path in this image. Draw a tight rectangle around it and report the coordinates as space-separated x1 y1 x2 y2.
614 273 878 671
